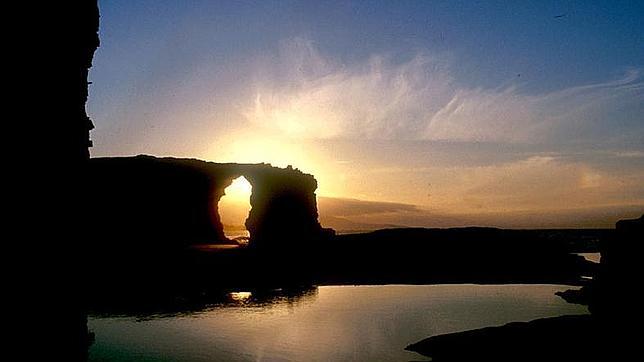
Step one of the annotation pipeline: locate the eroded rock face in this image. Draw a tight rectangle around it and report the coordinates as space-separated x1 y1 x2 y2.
88 155 331 251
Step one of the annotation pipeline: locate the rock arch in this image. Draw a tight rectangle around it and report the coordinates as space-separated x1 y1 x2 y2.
88 155 333 251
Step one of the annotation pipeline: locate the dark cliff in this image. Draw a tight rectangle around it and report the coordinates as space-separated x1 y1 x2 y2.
61 1 99 360
590 214 643 318
88 155 331 251
76 1 99 161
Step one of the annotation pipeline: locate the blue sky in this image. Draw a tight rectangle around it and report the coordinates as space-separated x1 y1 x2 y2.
89 1 644 227
93 0 643 90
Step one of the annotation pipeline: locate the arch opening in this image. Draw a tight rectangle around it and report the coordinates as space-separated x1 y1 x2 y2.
219 176 252 244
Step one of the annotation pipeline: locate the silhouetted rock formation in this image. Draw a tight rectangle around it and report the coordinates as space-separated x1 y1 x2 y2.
76 1 99 161
406 315 603 361
589 214 643 318
406 215 643 361
74 2 99 361
87 156 602 310
88 155 332 250
244 164 334 252
557 214 643 314
317 227 593 285
86 155 334 300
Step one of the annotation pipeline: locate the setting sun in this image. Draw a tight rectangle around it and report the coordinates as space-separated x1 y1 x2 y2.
225 176 252 200
219 176 252 239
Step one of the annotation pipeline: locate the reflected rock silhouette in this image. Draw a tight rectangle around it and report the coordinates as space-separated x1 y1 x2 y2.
89 286 319 319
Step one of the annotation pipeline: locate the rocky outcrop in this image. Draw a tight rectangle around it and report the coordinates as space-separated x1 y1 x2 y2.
589 214 643 318
406 215 643 361
557 214 643 315
88 155 332 251
321 227 593 285
242 163 331 251
405 315 603 361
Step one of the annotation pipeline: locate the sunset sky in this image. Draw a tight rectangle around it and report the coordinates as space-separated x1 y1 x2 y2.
89 1 643 228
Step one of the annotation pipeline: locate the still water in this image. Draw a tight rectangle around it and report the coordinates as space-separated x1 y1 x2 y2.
578 252 601 264
89 284 588 361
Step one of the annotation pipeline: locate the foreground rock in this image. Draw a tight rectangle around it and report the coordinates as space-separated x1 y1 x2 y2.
406 315 608 361
406 215 643 361
406 316 597 361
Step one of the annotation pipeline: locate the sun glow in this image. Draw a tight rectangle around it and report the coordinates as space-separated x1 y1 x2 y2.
228 291 252 302
225 176 253 200
207 131 341 198
214 133 313 168
219 176 252 239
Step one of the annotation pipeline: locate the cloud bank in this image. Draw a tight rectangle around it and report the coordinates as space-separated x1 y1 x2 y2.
318 196 644 230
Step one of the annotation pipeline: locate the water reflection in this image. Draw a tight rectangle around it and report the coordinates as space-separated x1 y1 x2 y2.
229 291 252 302
90 286 319 320
89 285 587 361
577 252 601 264
220 287 319 309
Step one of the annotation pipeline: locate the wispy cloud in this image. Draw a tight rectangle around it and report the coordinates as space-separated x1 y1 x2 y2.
245 37 454 139
245 38 643 143
426 69 643 143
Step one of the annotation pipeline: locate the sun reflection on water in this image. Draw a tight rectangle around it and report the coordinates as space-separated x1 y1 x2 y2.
229 291 253 302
